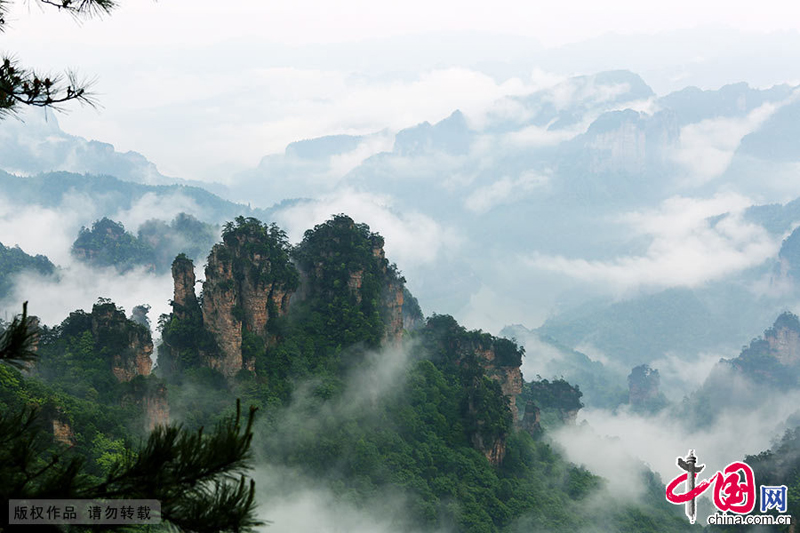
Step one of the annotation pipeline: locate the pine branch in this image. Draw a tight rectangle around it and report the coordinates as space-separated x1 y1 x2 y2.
0 0 8 31
90 400 264 532
0 301 39 369
36 0 116 18
0 56 98 116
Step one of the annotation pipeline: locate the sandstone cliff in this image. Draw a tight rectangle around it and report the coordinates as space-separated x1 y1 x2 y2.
121 376 170 431
725 312 800 387
163 218 299 378
627 364 661 408
425 316 524 466
765 315 800 366
90 301 152 382
476 346 523 423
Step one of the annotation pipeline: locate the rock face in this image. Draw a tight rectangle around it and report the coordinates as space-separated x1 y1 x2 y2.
142 383 170 431
584 109 679 175
201 225 297 376
477 347 523 424
520 401 541 437
382 279 405 346
123 378 170 431
52 419 75 446
171 254 198 318
164 216 414 379
473 342 524 465
765 316 800 366
90 301 152 382
627 364 661 408
725 312 800 387
165 218 299 378
426 318 524 466
202 245 244 377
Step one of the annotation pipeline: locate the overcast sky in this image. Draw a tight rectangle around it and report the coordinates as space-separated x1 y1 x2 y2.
4 0 800 180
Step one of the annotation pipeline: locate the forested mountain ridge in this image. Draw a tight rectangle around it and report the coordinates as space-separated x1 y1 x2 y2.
71 215 218 274
0 242 55 299
0 214 692 532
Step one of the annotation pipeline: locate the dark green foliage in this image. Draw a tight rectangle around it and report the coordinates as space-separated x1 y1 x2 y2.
0 241 55 298
0 301 38 369
71 214 220 274
34 300 151 404
221 216 298 288
524 378 583 412
11 214 702 532
518 378 584 428
291 214 394 349
0 304 263 532
423 314 522 369
256 334 570 533
246 214 400 386
158 255 217 378
402 287 424 329
740 427 800 531
72 217 157 272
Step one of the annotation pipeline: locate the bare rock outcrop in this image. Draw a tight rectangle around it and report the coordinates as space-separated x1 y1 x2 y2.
90 301 152 382
164 218 299 378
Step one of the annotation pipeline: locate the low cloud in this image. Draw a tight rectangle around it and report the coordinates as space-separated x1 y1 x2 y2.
553 386 800 503
56 66 539 183
246 342 430 533
464 171 549 213
111 192 211 232
253 466 427 533
1 264 173 334
0 192 93 265
0 190 215 337
272 190 463 269
649 350 731 400
670 97 792 185
526 193 779 293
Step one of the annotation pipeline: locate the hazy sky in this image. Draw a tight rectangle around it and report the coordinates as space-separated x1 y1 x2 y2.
5 0 800 180
6 0 800 48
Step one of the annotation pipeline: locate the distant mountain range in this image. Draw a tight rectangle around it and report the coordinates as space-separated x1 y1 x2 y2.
4 69 800 397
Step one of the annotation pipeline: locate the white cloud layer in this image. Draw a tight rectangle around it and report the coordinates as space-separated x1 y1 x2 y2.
272 190 463 269
670 97 793 184
554 389 800 503
526 193 779 292
464 171 549 213
1 265 173 333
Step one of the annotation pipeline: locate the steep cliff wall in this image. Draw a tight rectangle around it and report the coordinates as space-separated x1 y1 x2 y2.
727 312 800 384
476 347 523 423
171 254 198 318
766 320 800 366
202 244 244 377
143 382 170 431
122 377 170 432
164 218 299 378
90 301 152 382
627 364 661 408
292 214 407 350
